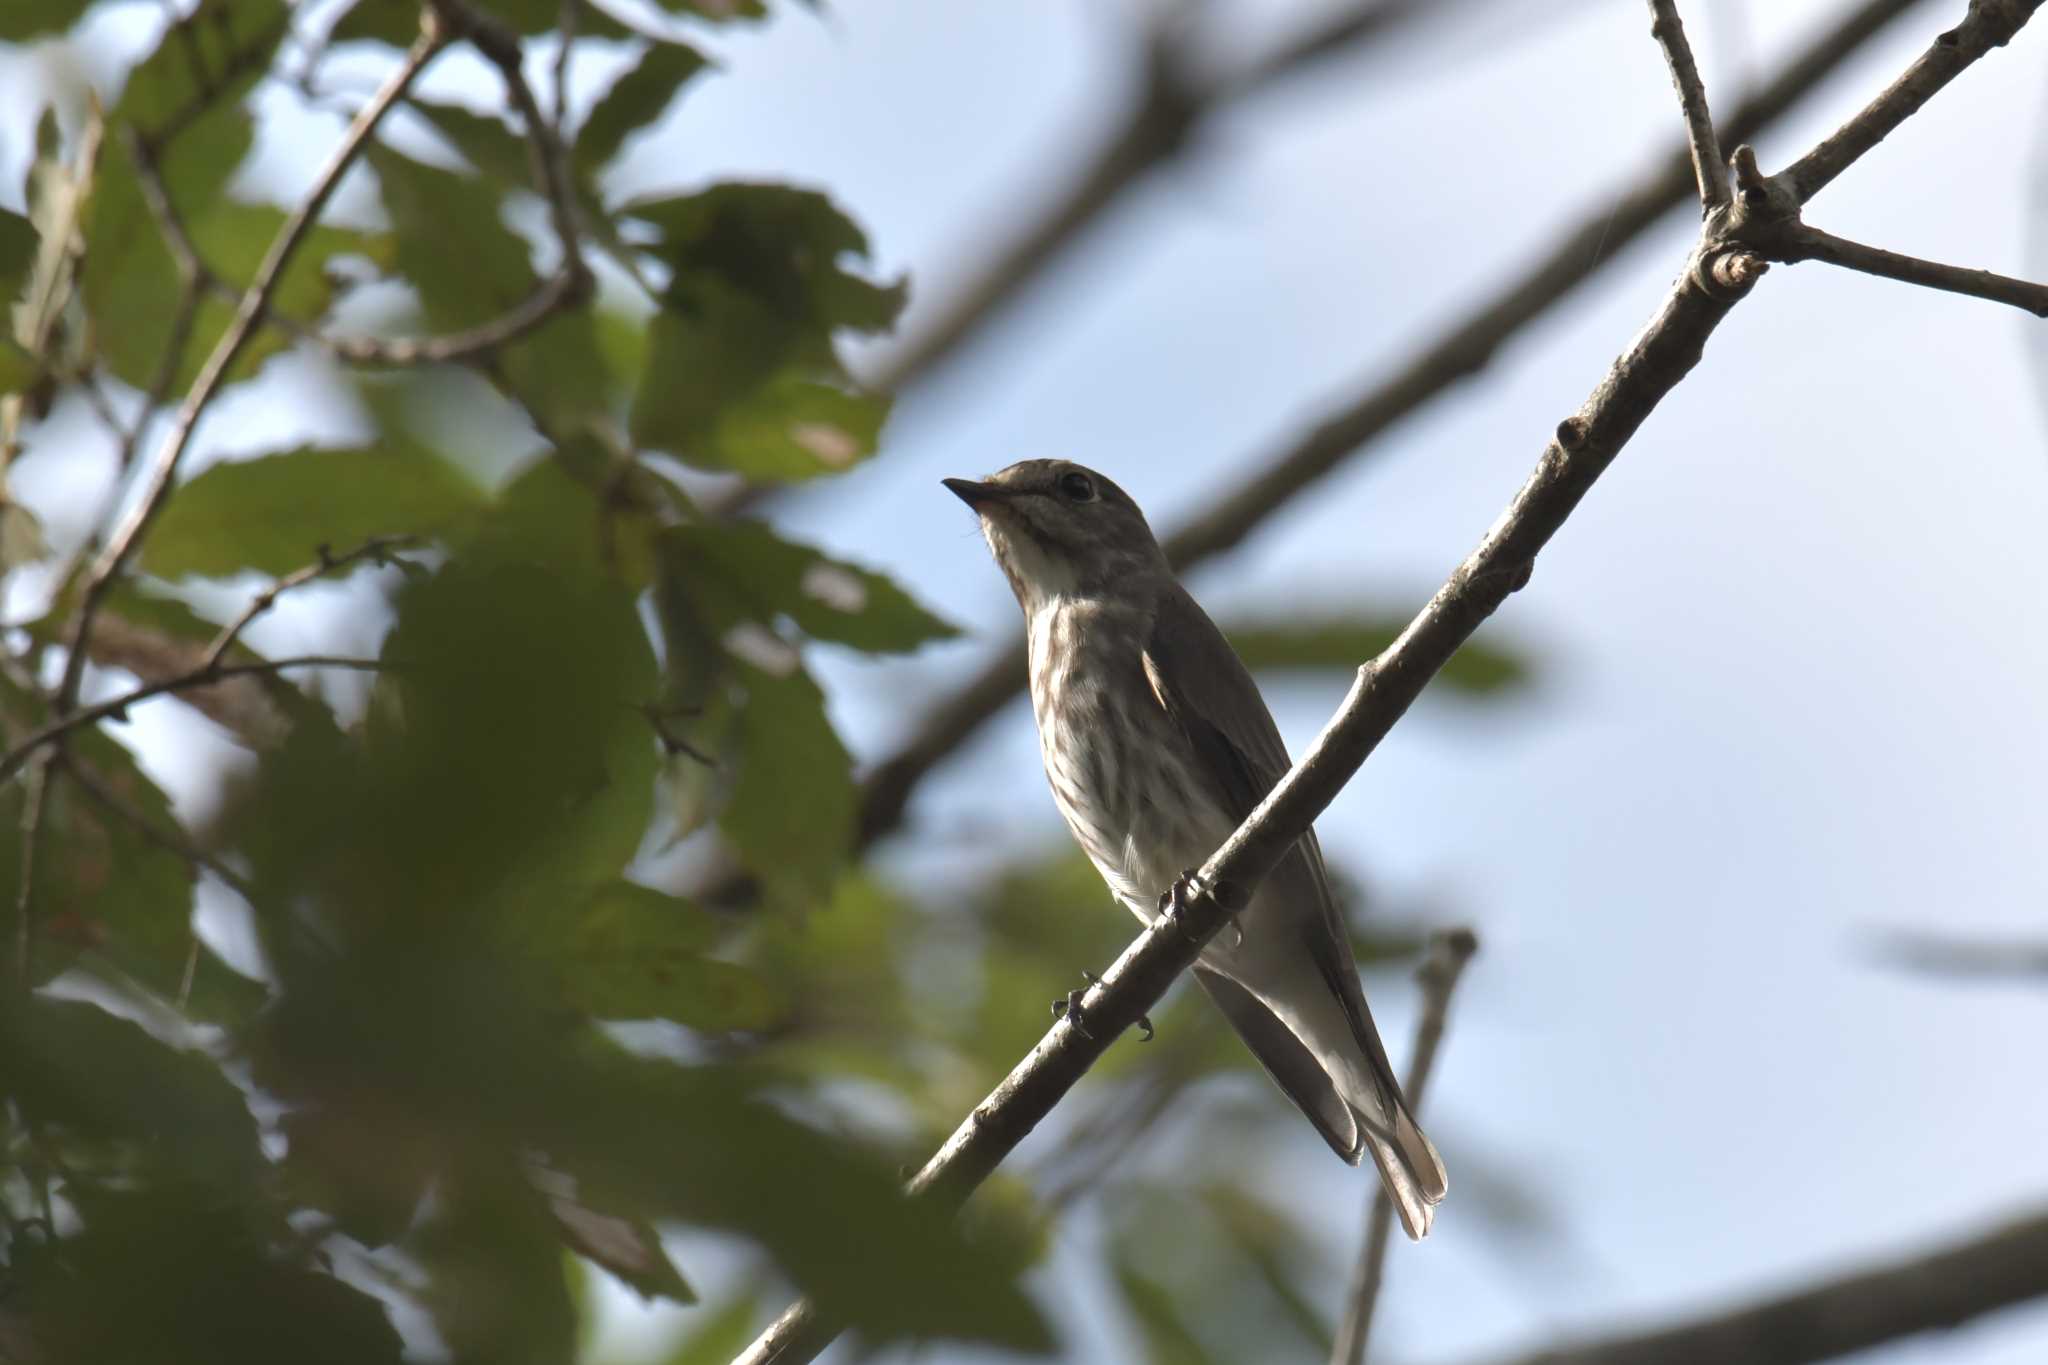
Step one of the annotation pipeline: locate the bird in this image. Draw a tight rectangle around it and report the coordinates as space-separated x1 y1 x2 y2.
944 458 1448 1239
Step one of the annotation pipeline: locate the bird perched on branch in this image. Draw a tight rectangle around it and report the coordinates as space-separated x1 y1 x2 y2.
945 459 1447 1239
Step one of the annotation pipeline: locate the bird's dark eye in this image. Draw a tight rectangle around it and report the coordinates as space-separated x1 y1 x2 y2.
1058 470 1096 502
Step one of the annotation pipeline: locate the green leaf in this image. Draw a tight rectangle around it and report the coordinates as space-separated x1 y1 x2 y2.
1222 614 1531 696
575 41 709 175
141 445 483 579
625 184 903 473
543 880 784 1030
370 145 611 428
406 96 533 186
699 374 890 481
336 0 629 41
0 205 37 301
662 520 956 653
645 0 769 22
0 996 262 1188
1114 1261 1220 1365
658 1291 762 1365
723 659 853 902
0 0 97 40
0 337 33 396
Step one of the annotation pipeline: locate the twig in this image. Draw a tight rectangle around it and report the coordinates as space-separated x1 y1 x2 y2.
1771 222 2048 315
1870 928 2048 980
0 657 385 784
310 269 588 365
1330 928 1479 1365
55 20 448 719
1781 0 2040 204
201 536 416 671
730 8 2038 1358
860 1 1456 399
1466 1205 2048 1365
1647 0 1730 210
11 756 53 991
822 0 1948 886
59 750 258 905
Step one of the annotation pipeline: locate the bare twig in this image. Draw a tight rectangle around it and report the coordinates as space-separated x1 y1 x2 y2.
11 757 53 991
0 657 385 784
1781 0 2040 204
833 0 1947 882
55 20 448 718
313 269 588 365
1871 928 2048 980
200 536 416 671
1331 928 1478 1365
1772 222 2048 315
1647 0 1731 210
59 750 258 905
863 1 1457 399
731 8 2038 1358
1467 1205 2048 1365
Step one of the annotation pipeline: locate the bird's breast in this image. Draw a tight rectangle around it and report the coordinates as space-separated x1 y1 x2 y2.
1026 600 1232 913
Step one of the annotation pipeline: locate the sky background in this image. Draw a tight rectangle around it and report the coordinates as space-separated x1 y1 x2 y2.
5 0 2046 1361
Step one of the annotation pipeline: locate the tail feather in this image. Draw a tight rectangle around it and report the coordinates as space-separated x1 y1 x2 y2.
1359 1102 1447 1241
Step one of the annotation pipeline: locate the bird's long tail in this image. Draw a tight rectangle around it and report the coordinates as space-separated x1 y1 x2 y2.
1357 1097 1448 1241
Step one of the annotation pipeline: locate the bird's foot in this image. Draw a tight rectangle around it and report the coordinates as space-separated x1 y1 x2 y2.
1051 969 1153 1042
1158 869 1241 950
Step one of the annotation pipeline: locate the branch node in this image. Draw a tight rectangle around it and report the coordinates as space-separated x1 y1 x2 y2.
1695 248 1769 299
1554 416 1587 451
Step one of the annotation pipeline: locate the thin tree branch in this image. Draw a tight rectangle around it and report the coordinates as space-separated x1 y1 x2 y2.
1647 0 1731 210
11 757 53 991
59 750 258 905
200 536 417 672
836 0 1946 879
731 8 2038 1357
864 0 1458 399
54 18 448 718
1331 928 1479 1365
311 268 589 365
1871 928 2048 979
1781 0 2040 203
0 657 385 784
1771 222 2048 315
1468 1206 2048 1365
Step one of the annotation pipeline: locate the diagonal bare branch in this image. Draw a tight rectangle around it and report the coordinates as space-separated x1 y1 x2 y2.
1647 0 1731 210
1771 222 2048 315
1782 0 2041 203
730 5 2040 1358
1465 1206 2048 1365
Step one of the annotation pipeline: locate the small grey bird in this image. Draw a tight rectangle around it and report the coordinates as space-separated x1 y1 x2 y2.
945 459 1447 1239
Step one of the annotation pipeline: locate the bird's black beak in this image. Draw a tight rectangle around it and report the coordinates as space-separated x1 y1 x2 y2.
943 477 1008 509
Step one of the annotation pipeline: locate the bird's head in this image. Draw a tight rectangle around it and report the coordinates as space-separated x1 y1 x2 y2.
944 460 1167 613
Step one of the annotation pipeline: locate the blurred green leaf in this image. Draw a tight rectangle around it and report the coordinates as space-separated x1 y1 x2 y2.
141 445 482 578
724 659 853 903
1115 1260 1220 1365
407 95 533 186
0 204 36 300
0 996 261 1188
663 520 957 653
626 183 903 476
658 1291 763 1365
371 144 612 428
0 0 97 40
25 1179 407 1365
415 1165 579 1365
540 880 785 1029
280 1102 435 1247
647 0 770 22
576 41 709 176
0 337 33 396
1223 614 1531 696
336 0 629 42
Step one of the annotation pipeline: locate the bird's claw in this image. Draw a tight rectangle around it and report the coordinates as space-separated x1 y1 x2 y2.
1051 969 1152 1042
1158 868 1242 950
